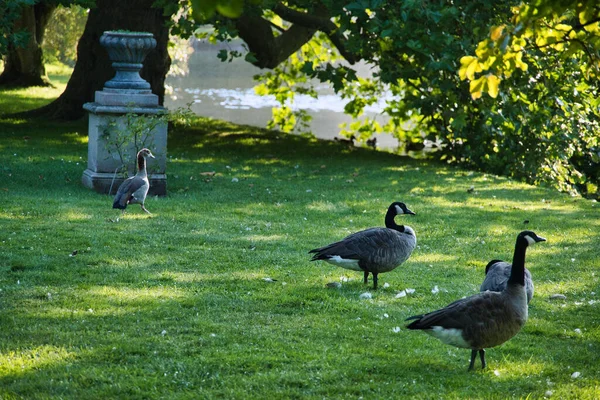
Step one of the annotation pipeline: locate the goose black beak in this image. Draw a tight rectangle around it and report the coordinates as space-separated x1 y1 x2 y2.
406 209 416 216
535 236 546 243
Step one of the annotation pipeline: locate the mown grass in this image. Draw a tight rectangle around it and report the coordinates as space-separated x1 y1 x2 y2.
0 68 598 399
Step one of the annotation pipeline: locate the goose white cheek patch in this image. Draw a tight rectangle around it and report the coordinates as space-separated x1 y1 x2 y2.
395 205 403 215
524 235 536 245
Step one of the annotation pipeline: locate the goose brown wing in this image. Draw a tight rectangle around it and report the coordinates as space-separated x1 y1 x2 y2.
309 228 403 261
407 292 502 330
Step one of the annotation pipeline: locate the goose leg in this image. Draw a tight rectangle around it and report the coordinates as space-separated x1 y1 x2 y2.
141 204 152 215
468 349 477 371
479 349 486 369
363 271 369 284
372 272 378 290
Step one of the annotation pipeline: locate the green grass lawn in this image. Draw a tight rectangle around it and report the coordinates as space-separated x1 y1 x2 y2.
0 69 599 399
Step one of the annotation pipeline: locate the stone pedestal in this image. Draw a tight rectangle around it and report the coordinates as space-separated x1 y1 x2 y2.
81 31 168 196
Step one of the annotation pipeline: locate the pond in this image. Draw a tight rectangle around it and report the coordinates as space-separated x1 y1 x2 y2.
164 40 398 149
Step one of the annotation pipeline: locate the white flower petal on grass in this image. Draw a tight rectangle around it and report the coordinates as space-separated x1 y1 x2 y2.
231 177 239 182
262 277 277 282
359 292 372 300
405 288 415 294
431 285 440 294
383 282 390 289
494 370 500 377
396 290 407 298
574 328 582 334
392 327 401 333
571 371 581 379
306 189 312 193
383 313 389 318
545 390 553 397
161 330 167 336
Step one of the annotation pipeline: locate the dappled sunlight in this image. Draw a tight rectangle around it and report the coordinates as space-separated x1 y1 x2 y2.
63 210 93 222
245 234 286 242
62 132 88 145
0 345 74 376
85 285 187 302
486 359 548 379
410 253 459 263
307 201 351 213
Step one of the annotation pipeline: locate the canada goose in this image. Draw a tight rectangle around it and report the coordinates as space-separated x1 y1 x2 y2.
481 259 534 303
308 202 416 289
406 230 546 370
112 148 155 214
366 137 377 149
334 135 356 146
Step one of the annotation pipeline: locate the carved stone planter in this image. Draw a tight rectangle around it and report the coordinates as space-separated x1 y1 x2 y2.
82 31 167 196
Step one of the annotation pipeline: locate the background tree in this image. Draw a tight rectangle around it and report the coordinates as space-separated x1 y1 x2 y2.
42 3 88 67
0 0 32 57
195 0 599 197
0 0 58 86
25 0 173 119
459 0 600 196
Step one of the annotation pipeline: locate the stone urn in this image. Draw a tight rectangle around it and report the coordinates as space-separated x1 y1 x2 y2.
100 30 156 91
82 30 167 196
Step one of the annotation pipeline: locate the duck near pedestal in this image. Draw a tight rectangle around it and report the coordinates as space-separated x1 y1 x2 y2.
112 148 155 215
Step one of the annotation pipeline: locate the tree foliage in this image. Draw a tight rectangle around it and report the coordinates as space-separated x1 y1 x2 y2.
190 0 599 197
0 0 34 57
42 4 88 66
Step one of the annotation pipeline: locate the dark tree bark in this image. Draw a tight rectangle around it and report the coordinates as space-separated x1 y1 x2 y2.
234 2 357 69
22 0 171 120
0 2 56 87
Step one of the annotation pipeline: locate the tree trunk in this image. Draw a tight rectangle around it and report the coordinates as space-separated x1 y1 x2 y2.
0 3 56 87
21 0 171 120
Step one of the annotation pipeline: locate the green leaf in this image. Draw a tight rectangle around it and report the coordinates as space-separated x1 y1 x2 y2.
216 0 245 18
190 0 217 21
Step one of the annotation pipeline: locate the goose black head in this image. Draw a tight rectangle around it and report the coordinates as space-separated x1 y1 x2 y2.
391 202 416 216
138 148 155 159
518 230 546 246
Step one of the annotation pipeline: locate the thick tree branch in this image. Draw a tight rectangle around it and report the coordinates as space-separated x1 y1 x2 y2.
272 2 357 64
235 2 358 69
235 15 317 69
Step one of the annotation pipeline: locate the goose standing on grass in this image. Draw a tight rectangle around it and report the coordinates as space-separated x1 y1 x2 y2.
112 148 155 215
406 230 546 370
481 258 534 303
308 202 416 289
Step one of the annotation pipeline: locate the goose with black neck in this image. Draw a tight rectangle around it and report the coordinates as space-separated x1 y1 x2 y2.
309 202 417 289
406 230 546 370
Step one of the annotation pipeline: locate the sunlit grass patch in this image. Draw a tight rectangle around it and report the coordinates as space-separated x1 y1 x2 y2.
0 69 598 398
